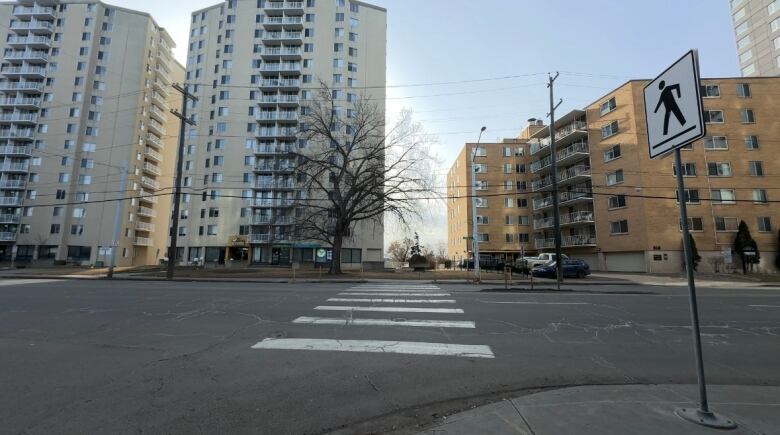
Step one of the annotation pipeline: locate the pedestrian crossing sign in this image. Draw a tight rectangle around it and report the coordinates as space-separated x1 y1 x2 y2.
643 50 706 159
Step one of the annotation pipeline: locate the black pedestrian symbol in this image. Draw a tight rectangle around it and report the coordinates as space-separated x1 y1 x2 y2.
654 81 686 136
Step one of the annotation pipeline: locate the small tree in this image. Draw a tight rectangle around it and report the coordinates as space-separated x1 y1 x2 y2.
387 237 414 265
734 220 759 274
689 233 701 272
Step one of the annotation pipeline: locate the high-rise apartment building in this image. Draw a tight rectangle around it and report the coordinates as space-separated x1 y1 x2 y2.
448 77 779 274
178 0 386 268
0 0 184 265
731 0 780 76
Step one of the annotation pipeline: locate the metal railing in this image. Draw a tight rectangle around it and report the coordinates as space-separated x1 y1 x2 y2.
0 179 26 188
0 213 20 223
133 237 152 246
0 197 23 206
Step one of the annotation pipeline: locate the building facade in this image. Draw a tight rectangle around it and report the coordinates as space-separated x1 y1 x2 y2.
448 77 779 274
0 0 184 266
731 0 780 76
177 0 386 268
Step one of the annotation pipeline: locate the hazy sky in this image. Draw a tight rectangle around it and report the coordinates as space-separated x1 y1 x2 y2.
110 0 739 251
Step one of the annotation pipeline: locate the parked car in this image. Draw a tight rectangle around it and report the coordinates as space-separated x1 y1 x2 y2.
532 259 591 279
514 253 569 270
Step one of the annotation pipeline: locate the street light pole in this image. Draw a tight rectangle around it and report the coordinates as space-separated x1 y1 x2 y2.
547 73 564 291
470 126 487 282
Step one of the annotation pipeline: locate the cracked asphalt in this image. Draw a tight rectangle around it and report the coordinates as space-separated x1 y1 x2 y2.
0 279 778 434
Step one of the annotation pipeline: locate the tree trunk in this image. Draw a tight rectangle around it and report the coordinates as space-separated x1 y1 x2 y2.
330 234 343 275
741 254 747 274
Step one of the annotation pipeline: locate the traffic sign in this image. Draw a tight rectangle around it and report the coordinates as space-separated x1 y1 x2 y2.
644 50 706 159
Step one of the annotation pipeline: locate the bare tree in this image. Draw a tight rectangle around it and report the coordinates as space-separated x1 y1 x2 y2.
293 84 435 274
387 237 414 265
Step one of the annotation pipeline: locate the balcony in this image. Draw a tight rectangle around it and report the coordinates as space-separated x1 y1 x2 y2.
138 190 158 204
6 35 51 49
250 233 272 243
153 80 169 96
133 237 152 246
535 234 597 250
137 206 156 218
9 20 54 34
0 145 32 156
12 6 56 19
0 179 26 189
255 178 296 189
533 190 592 211
4 50 49 63
257 127 298 139
135 221 155 232
0 113 37 124
140 176 159 189
253 215 272 225
0 81 43 92
0 214 20 224
0 196 22 206
256 111 299 122
148 105 167 123
260 62 302 73
263 16 304 30
151 92 168 109
533 211 595 230
0 66 46 78
156 67 171 85
531 165 591 192
144 147 162 162
0 162 29 172
146 133 163 149
530 141 589 174
254 143 296 154
147 119 166 136
259 78 301 90
263 1 304 15
0 129 35 140
0 231 17 242
142 162 162 176
0 97 39 108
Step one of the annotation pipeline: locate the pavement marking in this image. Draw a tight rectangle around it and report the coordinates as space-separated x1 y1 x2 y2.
293 316 476 329
749 305 780 308
251 338 494 358
0 279 63 287
339 292 452 297
351 286 441 289
478 300 590 305
315 305 464 314
327 298 456 304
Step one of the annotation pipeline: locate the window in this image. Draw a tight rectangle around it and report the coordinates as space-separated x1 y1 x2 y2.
476 215 488 225
741 63 755 76
674 162 696 176
504 216 514 225
207 225 218 236
703 136 728 150
606 169 624 186
599 97 616 116
733 7 746 21
711 189 736 204
601 121 618 138
772 17 780 32
744 136 759 149
505 234 514 243
518 216 529 226
771 0 780 15
715 217 738 232
518 233 530 243
608 195 626 209
703 110 724 123
758 217 772 232
677 189 700 204
70 225 84 235
707 162 732 176
748 161 763 176
477 233 489 242
50 224 61 234
335 12 344 21
603 144 621 162
610 220 629 235
474 163 487 173
680 217 704 232
475 180 488 191
503 180 513 190
700 84 720 97
504 198 514 208
735 21 748 36
475 198 488 207
753 189 768 204
740 109 755 123
737 35 751 50
342 249 362 264
739 50 753 63
473 147 486 157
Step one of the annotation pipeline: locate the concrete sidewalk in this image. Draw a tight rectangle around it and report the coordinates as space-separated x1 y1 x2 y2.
415 384 779 435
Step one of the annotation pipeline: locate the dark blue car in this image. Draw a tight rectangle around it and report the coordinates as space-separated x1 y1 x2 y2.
532 259 591 279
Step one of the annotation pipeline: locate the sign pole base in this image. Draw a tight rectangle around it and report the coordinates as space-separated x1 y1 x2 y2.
674 408 736 429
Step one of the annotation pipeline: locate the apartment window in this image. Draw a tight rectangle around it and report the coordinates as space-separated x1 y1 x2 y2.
610 220 629 235
70 225 84 235
608 195 626 209
735 21 748 36
711 189 736 204
680 217 704 232
207 225 218 236
740 109 755 123
677 189 700 204
473 147 486 157
758 217 772 232
748 161 763 176
503 164 513 174
736 83 751 98
601 121 618 138
603 144 621 162
475 198 488 207
50 224 61 234
503 180 513 190
606 169 624 186
599 97 616 116
737 35 751 50
707 162 731 176
333 43 343 52
753 189 768 204
475 180 488 191
674 162 696 176
518 216 529 226
476 215 488 225
517 181 527 191
504 215 514 225
733 7 746 21
703 136 728 150
335 12 344 21
700 84 720 98
505 234 514 243
772 17 780 32
56 189 66 199
715 217 738 232
739 50 753 63
744 135 759 149
703 110 724 123
504 197 514 208
477 233 489 242
771 0 780 15
518 233 530 243
474 163 487 173
503 147 512 157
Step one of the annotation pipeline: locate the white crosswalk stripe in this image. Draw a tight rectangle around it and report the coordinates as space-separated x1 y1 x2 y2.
251 283 494 359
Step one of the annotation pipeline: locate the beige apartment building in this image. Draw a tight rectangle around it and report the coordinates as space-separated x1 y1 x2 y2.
0 0 184 266
731 0 780 76
448 77 779 274
175 0 387 268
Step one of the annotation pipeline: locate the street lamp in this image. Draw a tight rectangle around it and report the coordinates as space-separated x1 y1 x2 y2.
470 126 487 281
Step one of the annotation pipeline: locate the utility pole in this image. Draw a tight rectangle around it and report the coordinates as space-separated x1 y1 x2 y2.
547 73 563 291
167 83 198 280
470 126 487 282
107 160 129 279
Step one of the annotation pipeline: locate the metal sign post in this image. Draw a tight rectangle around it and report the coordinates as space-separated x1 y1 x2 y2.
644 50 735 429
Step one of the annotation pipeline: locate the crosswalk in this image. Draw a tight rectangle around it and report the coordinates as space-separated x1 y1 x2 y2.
251 283 495 359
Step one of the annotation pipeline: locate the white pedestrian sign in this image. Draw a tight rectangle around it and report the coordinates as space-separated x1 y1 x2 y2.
644 50 705 159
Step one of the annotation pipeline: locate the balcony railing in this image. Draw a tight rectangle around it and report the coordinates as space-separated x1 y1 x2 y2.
6 35 51 45
0 145 32 155
531 165 591 192
0 196 22 206
12 6 56 16
0 162 29 172
535 234 597 249
257 127 298 137
144 147 162 162
140 176 159 189
0 231 17 241
10 20 54 31
0 66 46 75
135 222 155 232
147 119 166 135
533 211 594 230
4 50 49 61
256 111 299 122
133 237 152 246
0 213 20 223
0 97 39 107
0 81 43 92
0 113 37 123
146 133 162 148
137 206 156 218
530 141 589 173
142 162 162 176
0 179 26 189
533 190 592 211
138 191 158 203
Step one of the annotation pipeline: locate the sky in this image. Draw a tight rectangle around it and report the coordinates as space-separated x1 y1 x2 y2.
110 0 740 252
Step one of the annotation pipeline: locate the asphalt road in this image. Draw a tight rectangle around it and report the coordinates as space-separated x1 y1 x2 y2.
0 278 778 434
